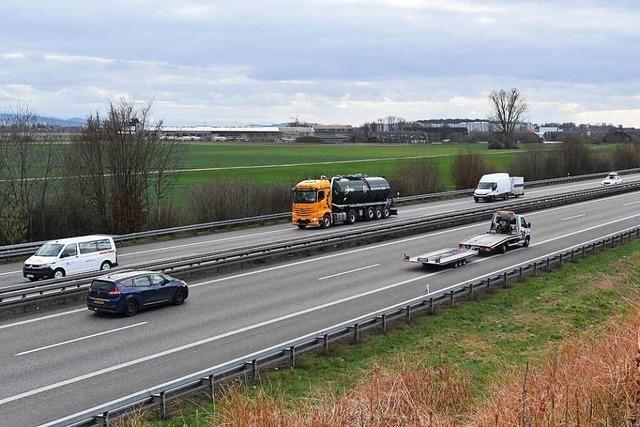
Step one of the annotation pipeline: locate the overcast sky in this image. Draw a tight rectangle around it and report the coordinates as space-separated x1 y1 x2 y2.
0 0 638 126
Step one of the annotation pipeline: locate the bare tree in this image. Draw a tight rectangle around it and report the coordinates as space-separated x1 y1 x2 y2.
0 106 59 243
489 88 528 148
67 100 179 234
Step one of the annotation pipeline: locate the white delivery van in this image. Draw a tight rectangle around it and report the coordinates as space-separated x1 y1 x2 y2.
474 173 524 202
23 235 117 281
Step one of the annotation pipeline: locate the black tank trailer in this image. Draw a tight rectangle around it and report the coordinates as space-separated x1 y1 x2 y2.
330 175 397 223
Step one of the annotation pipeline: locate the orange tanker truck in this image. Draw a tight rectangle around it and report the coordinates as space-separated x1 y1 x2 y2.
291 174 397 229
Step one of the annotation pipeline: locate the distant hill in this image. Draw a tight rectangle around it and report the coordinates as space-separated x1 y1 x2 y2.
0 114 85 128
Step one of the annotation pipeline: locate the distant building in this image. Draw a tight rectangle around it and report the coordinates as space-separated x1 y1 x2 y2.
158 126 318 142
311 124 353 143
378 131 427 144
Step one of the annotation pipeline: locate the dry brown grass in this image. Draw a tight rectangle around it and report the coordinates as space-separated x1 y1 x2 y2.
200 303 640 427
474 305 640 426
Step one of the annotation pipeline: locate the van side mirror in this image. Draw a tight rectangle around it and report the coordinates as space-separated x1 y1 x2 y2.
527 222 531 228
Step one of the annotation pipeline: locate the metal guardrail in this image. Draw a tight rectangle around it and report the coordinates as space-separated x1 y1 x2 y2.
2 168 639 260
3 180 640 308
44 224 640 427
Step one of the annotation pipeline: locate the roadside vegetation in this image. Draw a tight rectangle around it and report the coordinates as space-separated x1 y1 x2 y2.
139 239 640 426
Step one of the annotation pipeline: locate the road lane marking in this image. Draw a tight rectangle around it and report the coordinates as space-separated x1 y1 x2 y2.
319 264 380 281
0 309 87 331
0 270 21 276
561 214 586 221
32 222 640 418
623 200 640 206
15 322 148 356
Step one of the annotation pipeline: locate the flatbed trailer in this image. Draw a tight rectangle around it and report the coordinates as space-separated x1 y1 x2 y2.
404 248 478 267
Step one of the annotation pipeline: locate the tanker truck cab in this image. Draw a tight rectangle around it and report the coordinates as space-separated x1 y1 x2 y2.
292 179 333 229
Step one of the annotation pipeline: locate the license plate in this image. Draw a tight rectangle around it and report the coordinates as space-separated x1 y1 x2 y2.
26 274 34 278
94 300 105 305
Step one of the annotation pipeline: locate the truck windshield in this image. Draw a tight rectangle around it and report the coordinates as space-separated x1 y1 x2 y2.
35 243 64 257
478 182 496 190
294 190 317 203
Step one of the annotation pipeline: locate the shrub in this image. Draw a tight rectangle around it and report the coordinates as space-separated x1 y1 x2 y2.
451 151 493 189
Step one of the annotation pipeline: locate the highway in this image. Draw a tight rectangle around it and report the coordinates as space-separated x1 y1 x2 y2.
1 173 639 288
1 188 640 426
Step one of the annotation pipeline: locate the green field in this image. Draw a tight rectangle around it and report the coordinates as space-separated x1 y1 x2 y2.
169 143 525 195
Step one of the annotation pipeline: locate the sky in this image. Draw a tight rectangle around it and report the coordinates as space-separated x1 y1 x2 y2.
0 0 638 126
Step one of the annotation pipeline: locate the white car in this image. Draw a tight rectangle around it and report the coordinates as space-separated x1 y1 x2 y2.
23 235 117 281
601 172 623 186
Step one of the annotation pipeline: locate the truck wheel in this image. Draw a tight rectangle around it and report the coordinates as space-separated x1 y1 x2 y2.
382 206 391 218
320 215 331 229
346 209 357 224
523 237 530 247
474 197 479 203
365 207 375 221
498 244 507 254
297 224 307 229
374 206 383 220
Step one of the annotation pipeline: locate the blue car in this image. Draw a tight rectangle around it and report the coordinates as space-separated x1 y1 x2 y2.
87 271 188 316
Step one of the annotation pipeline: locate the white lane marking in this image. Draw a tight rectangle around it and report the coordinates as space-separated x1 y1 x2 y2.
623 200 640 206
15 322 147 356
561 214 586 221
0 270 21 276
319 264 380 281
531 213 640 246
0 309 87 331
16 220 640 410
120 228 291 257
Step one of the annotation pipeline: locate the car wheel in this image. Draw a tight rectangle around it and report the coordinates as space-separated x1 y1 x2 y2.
498 244 507 254
27 277 38 282
100 261 112 271
124 300 138 317
173 289 186 305
346 209 357 224
523 237 530 247
374 206 383 220
52 269 65 279
320 214 331 229
474 197 479 203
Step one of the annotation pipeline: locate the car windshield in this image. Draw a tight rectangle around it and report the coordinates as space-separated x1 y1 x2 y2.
478 182 496 190
607 174 617 179
35 243 63 257
294 190 317 203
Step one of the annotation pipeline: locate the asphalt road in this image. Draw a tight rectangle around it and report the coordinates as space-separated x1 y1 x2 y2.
1 174 638 288
1 188 640 426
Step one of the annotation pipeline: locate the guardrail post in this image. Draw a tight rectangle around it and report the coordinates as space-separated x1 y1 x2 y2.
353 324 360 344
468 283 474 299
502 272 508 288
405 305 411 321
287 346 296 368
486 277 491 291
96 412 110 427
570 249 574 262
246 360 258 382
207 374 216 398
612 236 616 248
449 291 455 307
152 392 166 418
593 242 597 255
559 253 563 267
518 267 523 280
428 298 434 314
546 257 551 272
381 313 387 332
533 261 537 276
581 246 585 259
323 333 329 353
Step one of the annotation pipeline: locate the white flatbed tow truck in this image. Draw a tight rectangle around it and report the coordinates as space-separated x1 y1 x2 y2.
404 211 532 267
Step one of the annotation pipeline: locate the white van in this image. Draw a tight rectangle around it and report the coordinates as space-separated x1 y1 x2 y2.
474 173 524 202
23 235 118 281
